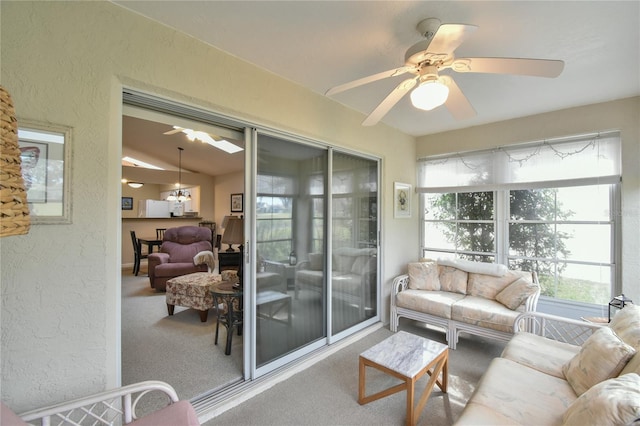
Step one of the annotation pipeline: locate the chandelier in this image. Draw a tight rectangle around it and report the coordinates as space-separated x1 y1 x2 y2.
166 147 191 202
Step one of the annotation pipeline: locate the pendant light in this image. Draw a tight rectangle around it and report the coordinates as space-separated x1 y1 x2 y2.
167 147 191 202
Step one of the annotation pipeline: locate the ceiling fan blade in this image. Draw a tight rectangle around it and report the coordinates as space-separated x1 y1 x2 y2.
362 77 417 126
442 75 476 121
325 66 413 96
451 57 565 78
429 24 478 55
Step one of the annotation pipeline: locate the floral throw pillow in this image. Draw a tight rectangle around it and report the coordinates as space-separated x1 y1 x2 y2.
562 327 636 396
495 277 538 309
562 373 640 425
408 262 440 291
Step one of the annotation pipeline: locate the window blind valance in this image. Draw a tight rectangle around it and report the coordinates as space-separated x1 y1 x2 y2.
417 132 621 193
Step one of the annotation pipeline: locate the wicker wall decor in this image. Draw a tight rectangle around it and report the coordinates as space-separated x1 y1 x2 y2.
0 85 30 237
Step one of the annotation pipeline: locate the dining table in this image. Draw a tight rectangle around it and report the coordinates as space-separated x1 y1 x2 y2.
137 236 163 254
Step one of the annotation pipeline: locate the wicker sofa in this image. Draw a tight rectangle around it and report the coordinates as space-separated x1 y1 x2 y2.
391 258 540 349
455 306 640 425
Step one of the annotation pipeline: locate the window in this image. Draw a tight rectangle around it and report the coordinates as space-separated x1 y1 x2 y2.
419 132 621 306
256 174 295 260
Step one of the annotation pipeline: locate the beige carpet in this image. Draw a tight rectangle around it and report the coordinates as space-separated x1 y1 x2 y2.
121 269 243 415
204 320 505 425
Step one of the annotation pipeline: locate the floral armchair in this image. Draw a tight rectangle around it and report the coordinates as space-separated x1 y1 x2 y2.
148 226 212 291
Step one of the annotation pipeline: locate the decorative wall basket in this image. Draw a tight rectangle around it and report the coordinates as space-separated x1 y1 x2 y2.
0 85 30 237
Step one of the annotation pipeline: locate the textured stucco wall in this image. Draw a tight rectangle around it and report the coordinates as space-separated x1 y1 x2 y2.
0 1 416 412
417 97 640 303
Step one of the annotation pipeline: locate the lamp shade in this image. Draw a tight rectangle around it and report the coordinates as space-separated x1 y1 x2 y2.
410 79 449 111
127 182 143 189
221 217 243 246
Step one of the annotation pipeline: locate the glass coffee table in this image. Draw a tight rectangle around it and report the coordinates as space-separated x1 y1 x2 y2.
358 331 448 426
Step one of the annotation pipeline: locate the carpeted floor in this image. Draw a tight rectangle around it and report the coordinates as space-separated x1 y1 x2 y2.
203 320 505 426
121 269 243 413
122 267 504 424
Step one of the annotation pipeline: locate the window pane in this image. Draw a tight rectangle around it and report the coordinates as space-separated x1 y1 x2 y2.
457 192 493 220
424 193 455 220
509 223 558 258
536 262 611 305
457 222 495 252
510 189 558 221
557 224 611 263
556 185 611 221
424 222 456 250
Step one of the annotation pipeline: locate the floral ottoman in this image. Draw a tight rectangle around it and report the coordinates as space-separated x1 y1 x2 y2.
166 272 223 322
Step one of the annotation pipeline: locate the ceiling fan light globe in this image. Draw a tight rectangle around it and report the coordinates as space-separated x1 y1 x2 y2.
410 80 449 111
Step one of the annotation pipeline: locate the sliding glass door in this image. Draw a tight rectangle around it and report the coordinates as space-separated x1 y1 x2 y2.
254 134 328 367
253 133 379 370
331 153 378 335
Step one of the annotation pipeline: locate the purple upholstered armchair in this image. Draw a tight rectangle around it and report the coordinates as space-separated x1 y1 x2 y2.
148 226 212 291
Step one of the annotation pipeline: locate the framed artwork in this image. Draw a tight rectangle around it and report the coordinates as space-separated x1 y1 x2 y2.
17 120 72 224
122 197 133 210
394 182 412 218
231 193 243 212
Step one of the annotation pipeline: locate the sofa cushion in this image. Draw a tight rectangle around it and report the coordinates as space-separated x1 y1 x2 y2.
495 277 538 309
155 262 208 278
621 351 640 376
451 296 521 333
561 373 640 426
562 327 636 396
437 265 467 294
395 290 465 319
467 270 532 300
609 304 640 349
408 261 440 291
460 358 577 426
502 332 580 379
308 252 323 270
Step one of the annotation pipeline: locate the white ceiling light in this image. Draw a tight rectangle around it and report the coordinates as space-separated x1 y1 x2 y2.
410 77 449 111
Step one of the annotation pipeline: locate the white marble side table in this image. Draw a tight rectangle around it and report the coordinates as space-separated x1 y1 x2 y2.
358 331 449 426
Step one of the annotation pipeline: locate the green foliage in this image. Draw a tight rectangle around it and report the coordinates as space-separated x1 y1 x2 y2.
430 189 572 277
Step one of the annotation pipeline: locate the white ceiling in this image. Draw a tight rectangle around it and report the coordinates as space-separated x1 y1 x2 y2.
114 1 639 138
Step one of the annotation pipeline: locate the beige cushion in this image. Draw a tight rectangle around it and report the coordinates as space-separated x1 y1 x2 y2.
562 327 636 396
467 270 531 299
562 373 640 426
408 261 440 291
620 351 640 376
451 296 521 333
438 265 468 294
609 304 640 349
308 253 323 270
495 277 539 309
502 332 580 379
395 289 465 319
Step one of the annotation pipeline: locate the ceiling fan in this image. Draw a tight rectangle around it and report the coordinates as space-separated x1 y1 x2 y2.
164 126 243 154
325 18 564 126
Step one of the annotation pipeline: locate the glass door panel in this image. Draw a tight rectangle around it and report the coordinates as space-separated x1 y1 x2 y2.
331 153 378 334
255 134 327 367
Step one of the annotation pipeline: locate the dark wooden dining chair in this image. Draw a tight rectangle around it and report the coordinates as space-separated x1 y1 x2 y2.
130 230 149 276
156 228 166 240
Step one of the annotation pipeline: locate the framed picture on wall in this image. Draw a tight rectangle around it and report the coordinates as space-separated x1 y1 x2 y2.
122 197 133 210
231 193 243 212
394 182 411 218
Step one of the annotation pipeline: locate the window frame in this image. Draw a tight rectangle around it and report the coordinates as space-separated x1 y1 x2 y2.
420 183 621 307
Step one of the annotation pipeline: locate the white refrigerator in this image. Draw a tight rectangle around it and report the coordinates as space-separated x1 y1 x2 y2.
138 200 171 218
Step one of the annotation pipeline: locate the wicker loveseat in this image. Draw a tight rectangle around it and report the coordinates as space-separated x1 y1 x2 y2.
391 258 540 349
